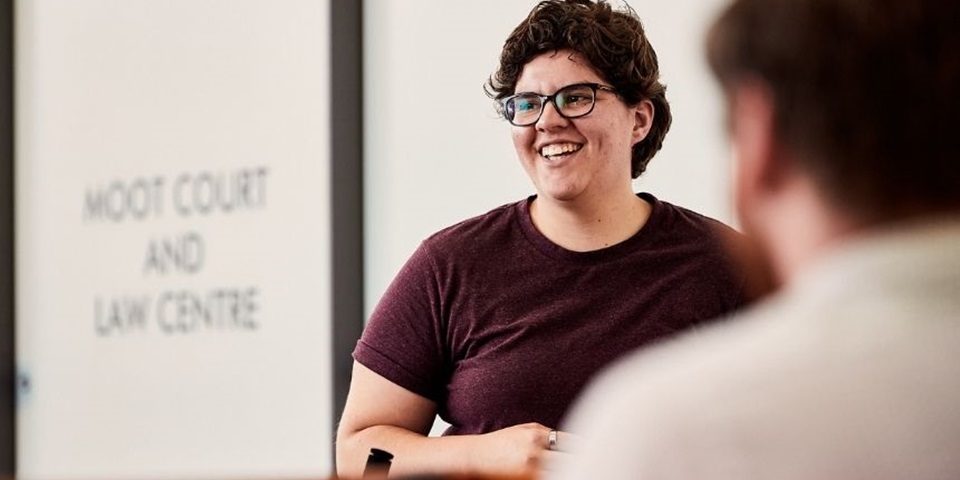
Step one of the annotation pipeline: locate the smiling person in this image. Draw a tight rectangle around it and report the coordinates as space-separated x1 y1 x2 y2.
335 1 746 477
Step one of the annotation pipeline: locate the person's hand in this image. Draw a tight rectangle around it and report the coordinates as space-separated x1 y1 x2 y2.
541 430 583 473
469 423 551 474
471 423 578 475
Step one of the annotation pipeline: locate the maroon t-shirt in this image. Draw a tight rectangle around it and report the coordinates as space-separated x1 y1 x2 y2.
354 193 745 435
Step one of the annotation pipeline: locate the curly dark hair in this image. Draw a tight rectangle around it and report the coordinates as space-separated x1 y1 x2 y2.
485 0 672 179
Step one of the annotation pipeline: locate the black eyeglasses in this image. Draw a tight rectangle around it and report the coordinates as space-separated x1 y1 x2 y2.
500 82 618 127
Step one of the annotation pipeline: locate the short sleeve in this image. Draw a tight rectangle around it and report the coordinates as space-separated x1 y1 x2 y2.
353 241 448 401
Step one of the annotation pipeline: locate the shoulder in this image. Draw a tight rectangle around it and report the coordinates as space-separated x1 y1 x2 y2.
639 193 746 285
641 192 741 239
420 199 526 252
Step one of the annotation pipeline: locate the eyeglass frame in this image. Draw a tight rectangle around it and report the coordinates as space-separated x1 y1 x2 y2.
499 82 619 127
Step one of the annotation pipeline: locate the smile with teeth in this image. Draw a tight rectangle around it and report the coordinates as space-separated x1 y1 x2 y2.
540 143 583 159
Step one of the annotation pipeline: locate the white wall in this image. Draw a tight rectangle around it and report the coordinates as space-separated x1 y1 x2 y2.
364 0 732 433
16 1 333 477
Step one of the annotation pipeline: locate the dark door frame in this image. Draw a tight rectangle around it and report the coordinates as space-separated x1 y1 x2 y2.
1 0 15 475
330 0 365 466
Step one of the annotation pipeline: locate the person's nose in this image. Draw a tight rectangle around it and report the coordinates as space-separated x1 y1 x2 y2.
536 100 569 131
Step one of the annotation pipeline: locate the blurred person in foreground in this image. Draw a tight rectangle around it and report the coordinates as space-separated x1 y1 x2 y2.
552 0 960 478
336 0 747 478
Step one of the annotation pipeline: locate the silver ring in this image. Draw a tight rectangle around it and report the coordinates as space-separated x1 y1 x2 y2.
547 430 558 451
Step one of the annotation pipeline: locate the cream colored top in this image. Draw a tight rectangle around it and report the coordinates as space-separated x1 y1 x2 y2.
552 218 960 480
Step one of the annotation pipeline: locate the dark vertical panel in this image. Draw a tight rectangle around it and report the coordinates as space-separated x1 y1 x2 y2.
0 0 15 475
330 0 363 466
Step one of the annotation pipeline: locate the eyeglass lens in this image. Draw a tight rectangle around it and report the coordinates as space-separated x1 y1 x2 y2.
506 84 597 126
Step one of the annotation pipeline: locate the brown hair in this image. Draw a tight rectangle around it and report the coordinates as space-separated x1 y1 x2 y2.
485 0 671 179
707 0 960 221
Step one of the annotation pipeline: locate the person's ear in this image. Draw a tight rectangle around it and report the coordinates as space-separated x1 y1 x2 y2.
728 82 784 297
630 99 654 146
730 82 782 196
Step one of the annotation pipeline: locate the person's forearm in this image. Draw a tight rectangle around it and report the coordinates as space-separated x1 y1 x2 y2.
336 425 486 478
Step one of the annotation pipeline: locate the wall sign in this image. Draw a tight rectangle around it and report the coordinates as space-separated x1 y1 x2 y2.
16 1 333 478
